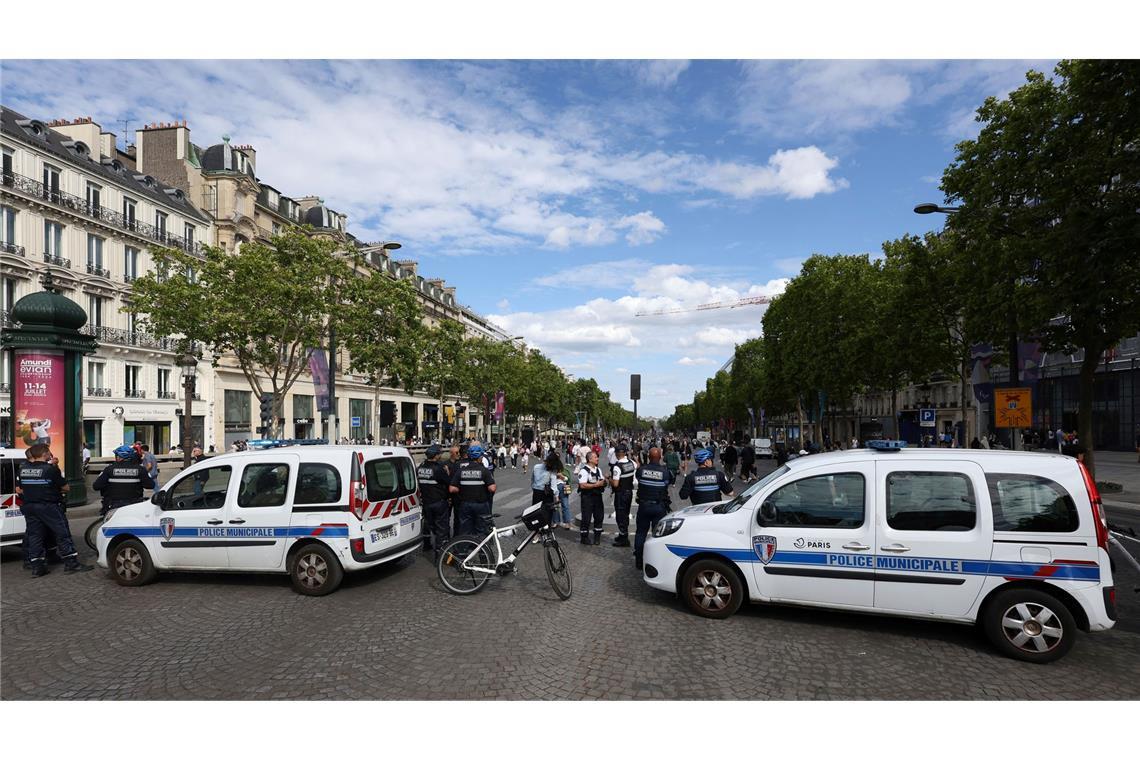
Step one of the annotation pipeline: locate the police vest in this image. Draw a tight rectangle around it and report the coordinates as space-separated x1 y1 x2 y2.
688 470 724 504
102 463 149 502
417 461 450 505
18 461 64 503
636 463 670 503
613 460 636 493
455 461 492 502
579 465 605 506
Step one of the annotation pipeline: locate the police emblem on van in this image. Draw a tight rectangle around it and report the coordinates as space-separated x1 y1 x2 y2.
752 535 777 564
160 517 175 541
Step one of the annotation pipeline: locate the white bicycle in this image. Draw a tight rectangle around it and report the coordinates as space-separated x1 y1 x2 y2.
437 502 572 600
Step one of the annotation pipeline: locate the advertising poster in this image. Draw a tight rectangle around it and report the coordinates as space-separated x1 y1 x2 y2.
308 348 330 412
13 349 66 472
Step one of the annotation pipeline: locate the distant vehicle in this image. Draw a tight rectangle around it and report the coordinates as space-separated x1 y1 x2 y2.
642 442 1117 663
695 431 711 444
751 438 774 458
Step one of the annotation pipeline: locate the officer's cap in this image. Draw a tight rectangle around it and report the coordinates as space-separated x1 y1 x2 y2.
426 444 442 457
615 442 629 453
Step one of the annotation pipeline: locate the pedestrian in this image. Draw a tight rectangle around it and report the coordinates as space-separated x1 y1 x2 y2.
722 442 737 480
140 444 159 489
609 442 636 547
448 444 496 536
664 444 681 485
497 443 507 469
510 442 518 468
577 450 607 545
680 448 735 506
739 442 755 482
17 443 92 576
633 447 672 570
417 444 452 559
555 464 574 530
1056 426 1065 454
530 451 558 511
775 443 789 467
521 447 530 473
970 437 983 449
81 442 91 475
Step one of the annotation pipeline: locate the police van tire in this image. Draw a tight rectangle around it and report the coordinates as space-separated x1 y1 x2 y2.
289 544 343 596
982 587 1077 664
110 539 157 587
681 559 743 619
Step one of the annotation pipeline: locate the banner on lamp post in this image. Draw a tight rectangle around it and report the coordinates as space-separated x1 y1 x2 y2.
309 348 330 413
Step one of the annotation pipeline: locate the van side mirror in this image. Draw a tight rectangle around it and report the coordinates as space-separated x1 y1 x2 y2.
151 490 167 507
759 501 777 525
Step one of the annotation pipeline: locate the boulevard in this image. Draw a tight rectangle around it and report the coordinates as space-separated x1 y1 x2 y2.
3 459 1139 701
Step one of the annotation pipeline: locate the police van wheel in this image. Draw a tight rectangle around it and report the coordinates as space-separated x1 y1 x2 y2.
982 588 1076 663
110 539 157 587
681 559 743 619
289 544 343 596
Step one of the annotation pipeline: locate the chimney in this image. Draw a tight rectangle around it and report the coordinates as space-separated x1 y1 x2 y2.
426 278 445 289
134 120 193 196
396 260 418 278
442 286 457 302
51 117 103 159
99 131 117 158
234 144 256 172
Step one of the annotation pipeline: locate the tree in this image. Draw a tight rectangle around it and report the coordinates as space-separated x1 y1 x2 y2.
128 228 350 437
417 320 468 442
942 60 1140 474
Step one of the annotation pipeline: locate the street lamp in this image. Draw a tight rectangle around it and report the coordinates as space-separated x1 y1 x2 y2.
178 348 198 469
913 203 960 216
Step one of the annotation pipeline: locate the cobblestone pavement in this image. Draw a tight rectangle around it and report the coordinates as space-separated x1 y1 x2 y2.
3 461 1139 700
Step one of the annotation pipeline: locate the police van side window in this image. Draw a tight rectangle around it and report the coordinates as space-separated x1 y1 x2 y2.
763 473 864 528
986 473 1078 532
237 463 290 508
167 466 232 510
364 458 416 501
886 471 976 531
294 463 341 505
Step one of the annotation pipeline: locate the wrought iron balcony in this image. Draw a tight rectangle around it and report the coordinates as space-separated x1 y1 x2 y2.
157 391 176 399
1 241 25 256
43 252 71 268
87 387 112 397
3 171 204 257
125 389 147 399
80 324 177 351
86 263 111 278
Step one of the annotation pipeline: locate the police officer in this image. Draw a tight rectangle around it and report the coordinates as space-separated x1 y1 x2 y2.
417 444 451 559
679 448 734 506
633 447 672 569
92 444 155 514
610 442 636 547
17 443 91 576
577 450 607 545
448 444 496 536
446 444 462 536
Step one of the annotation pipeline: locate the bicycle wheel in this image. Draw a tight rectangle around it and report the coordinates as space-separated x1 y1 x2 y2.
543 539 573 600
437 535 496 595
84 517 104 552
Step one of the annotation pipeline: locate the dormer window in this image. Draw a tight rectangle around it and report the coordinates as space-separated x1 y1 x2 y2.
15 119 46 139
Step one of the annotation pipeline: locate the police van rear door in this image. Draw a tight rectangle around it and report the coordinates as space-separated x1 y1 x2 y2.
873 460 992 617
358 454 420 556
227 453 299 570
0 452 24 546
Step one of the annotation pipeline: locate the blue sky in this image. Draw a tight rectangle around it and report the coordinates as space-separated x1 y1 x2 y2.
1 59 1053 416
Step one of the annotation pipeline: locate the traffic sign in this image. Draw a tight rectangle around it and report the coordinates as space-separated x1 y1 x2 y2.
919 408 936 427
350 416 362 427
995 388 1032 428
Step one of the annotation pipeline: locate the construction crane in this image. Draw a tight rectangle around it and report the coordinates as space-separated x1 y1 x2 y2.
634 294 772 317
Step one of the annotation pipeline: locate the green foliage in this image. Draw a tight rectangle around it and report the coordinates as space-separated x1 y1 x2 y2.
337 272 425 394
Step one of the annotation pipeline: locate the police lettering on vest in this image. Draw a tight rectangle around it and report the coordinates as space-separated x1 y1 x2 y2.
636 462 671 504
681 468 731 505
613 460 636 492
93 462 153 503
18 461 66 503
417 461 450 505
452 460 494 502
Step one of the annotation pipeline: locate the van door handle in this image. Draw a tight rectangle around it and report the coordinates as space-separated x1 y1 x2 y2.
229 519 246 524
842 542 871 551
880 544 911 553
206 519 223 525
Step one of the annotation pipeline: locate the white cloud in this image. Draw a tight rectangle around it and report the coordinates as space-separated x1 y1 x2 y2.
678 356 717 366
496 298 510 310
615 368 629 374
615 211 666 246
631 60 691 89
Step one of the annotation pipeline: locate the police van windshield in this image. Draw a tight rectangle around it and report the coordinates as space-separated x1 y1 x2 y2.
716 465 788 513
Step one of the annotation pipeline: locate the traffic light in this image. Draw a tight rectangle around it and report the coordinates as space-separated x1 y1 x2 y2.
259 393 273 425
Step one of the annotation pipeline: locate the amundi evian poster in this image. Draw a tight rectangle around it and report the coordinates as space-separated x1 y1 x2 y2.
13 349 66 472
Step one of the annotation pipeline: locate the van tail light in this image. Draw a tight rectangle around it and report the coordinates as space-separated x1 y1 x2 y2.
351 538 364 556
348 451 366 521
1078 461 1109 552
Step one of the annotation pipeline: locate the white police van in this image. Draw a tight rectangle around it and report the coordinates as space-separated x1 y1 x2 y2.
642 441 1117 662
96 446 422 596
1 448 26 548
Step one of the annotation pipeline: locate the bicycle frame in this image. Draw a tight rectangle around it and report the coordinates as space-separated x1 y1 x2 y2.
459 522 548 575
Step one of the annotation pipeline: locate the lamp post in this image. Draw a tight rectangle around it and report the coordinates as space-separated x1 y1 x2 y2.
178 349 198 469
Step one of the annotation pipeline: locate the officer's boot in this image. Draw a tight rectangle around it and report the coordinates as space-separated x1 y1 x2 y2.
30 561 49 578
613 533 630 547
593 530 602 545
63 556 94 573
634 553 644 571
580 530 590 544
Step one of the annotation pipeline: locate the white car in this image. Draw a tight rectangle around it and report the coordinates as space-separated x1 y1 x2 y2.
96 445 422 596
642 441 1117 663
751 438 774 458
1 448 25 548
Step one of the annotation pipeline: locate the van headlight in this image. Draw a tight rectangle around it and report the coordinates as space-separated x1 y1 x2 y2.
654 517 684 538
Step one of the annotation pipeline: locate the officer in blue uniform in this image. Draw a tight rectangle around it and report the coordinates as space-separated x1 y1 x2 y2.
610 443 637 547
679 448 734 506
449 444 497 536
633 447 672 569
92 444 155 514
17 443 92 576
417 444 452 558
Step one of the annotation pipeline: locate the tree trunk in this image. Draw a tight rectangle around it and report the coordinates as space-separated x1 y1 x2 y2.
960 353 969 447
1078 348 1100 477
891 386 899 442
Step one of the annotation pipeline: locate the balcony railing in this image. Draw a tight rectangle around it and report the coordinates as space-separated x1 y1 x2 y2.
1 309 11 328
81 324 177 351
157 390 176 399
43 252 71 268
125 389 146 399
1 241 25 256
2 171 205 257
87 387 112 397
86 262 111 278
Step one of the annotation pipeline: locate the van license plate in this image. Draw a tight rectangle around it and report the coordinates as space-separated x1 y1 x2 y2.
371 526 397 543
